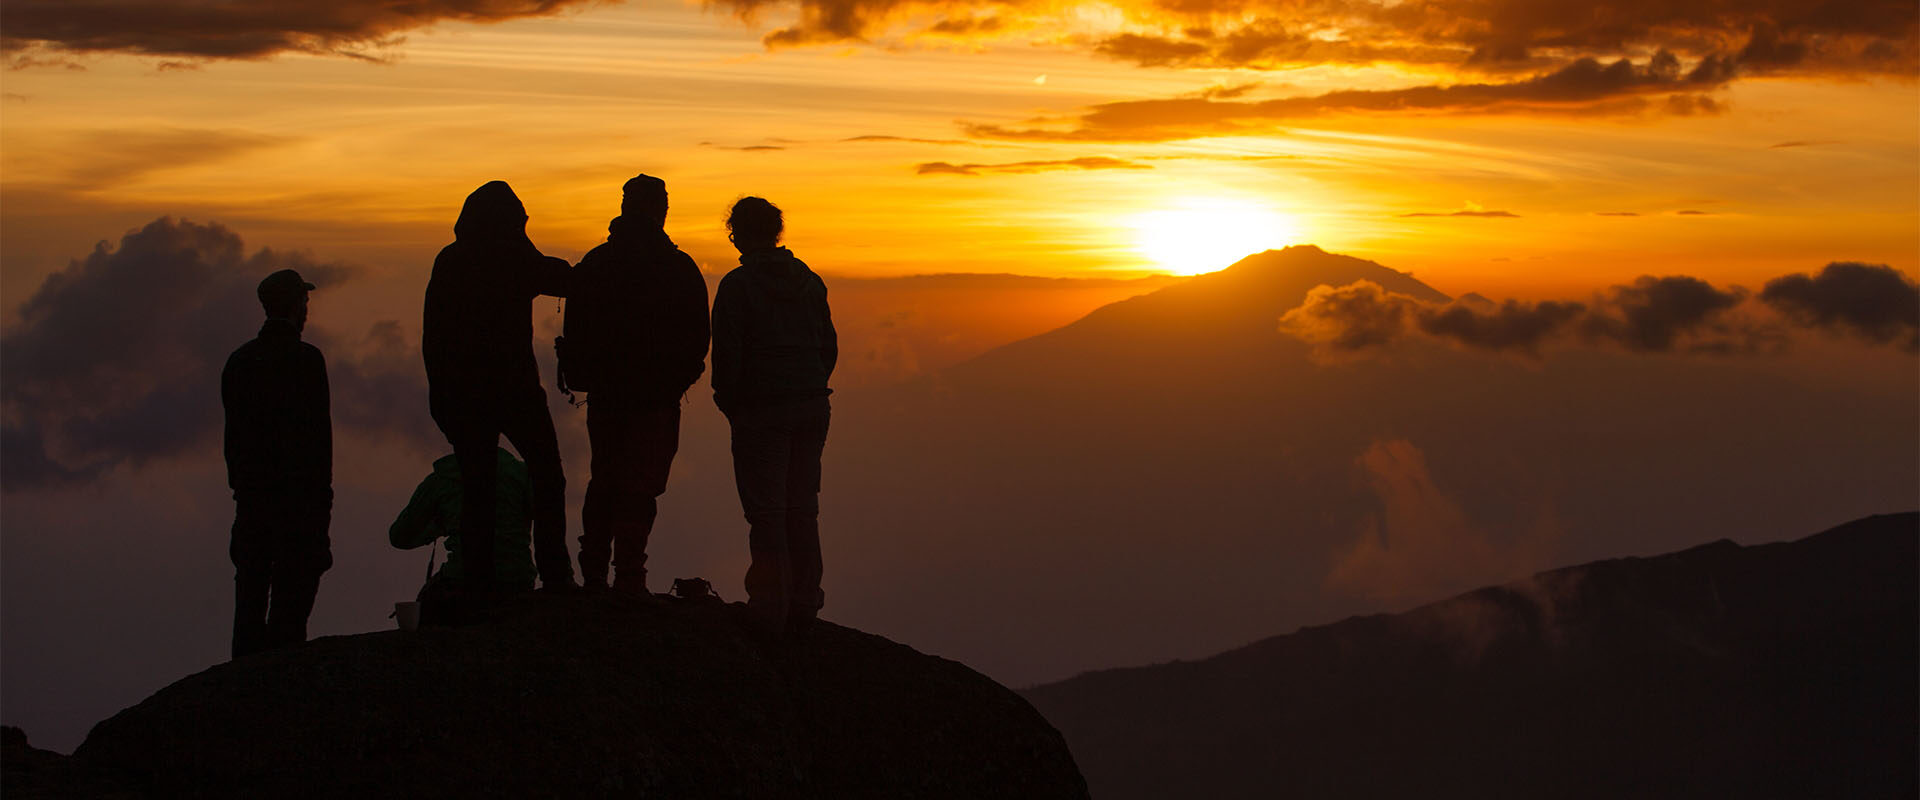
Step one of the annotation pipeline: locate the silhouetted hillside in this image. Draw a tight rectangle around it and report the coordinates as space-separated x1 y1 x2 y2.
56 595 1086 798
1023 513 1919 800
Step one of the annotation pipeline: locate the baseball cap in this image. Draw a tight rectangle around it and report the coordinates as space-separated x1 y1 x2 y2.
257 269 316 305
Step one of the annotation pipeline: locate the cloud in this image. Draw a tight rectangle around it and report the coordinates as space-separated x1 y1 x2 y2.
0 217 438 489
20 128 294 189
1417 299 1586 355
914 156 1151 175
1280 273 1829 359
0 0 601 62
841 135 970 145
1400 209 1520 218
965 53 1734 142
710 0 1917 87
1760 262 1920 351
1327 439 1557 606
1278 281 1422 355
1768 139 1839 148
1675 209 1716 215
1578 275 1748 353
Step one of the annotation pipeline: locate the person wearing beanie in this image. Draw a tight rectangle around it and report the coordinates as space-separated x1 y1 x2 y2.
222 268 332 658
561 174 710 596
422 180 578 595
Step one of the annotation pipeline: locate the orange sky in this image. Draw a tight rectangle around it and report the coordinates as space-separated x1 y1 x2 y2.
2 0 1916 307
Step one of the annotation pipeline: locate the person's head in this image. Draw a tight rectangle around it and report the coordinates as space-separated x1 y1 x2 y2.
257 269 315 331
453 180 529 242
621 174 668 228
726 196 783 254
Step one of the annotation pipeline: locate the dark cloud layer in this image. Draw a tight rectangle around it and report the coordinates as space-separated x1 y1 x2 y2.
1 217 434 489
914 156 1151 175
967 53 1732 142
1761 262 1920 351
1277 269 1903 360
709 0 1917 89
0 0 599 62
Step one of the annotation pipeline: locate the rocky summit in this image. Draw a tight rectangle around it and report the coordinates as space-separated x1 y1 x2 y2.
67 593 1087 799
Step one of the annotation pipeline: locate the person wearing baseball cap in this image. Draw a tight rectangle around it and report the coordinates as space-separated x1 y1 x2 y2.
222 268 333 659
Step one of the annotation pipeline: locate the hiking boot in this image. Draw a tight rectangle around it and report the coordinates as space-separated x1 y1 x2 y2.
613 576 657 603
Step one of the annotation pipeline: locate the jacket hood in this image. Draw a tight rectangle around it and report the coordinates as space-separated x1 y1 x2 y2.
454 181 530 242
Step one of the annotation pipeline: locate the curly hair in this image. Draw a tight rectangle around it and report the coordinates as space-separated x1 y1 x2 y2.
726 196 784 246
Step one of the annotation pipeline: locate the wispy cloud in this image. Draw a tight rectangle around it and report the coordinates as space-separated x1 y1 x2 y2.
914 156 1150 175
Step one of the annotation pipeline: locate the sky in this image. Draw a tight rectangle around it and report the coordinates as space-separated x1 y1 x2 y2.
2 0 1916 303
1 0 1917 755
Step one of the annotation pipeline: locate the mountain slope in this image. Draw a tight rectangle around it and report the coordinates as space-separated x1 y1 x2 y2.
1023 513 1919 800
820 245 1916 689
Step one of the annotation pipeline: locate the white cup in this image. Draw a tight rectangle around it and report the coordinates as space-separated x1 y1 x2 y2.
395 601 421 631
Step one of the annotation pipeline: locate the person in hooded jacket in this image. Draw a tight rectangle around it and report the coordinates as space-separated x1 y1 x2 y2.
711 196 836 637
423 180 577 593
564 174 710 595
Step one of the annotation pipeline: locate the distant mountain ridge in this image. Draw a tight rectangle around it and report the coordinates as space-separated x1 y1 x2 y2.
947 245 1447 377
1022 513 1919 800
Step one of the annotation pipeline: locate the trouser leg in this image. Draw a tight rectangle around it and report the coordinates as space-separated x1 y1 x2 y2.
731 414 792 628
579 403 618 586
449 433 499 589
613 403 680 587
785 408 830 621
265 506 331 649
231 502 272 659
504 391 570 586
266 570 322 648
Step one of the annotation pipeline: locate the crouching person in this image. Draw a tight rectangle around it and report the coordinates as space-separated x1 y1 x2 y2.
390 447 538 623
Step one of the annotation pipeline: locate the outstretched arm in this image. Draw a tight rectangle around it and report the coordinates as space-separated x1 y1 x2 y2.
529 254 572 299
389 471 452 549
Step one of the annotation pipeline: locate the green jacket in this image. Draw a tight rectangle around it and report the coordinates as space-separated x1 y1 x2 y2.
389 448 537 590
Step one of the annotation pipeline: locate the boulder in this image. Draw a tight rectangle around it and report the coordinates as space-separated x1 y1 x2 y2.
76 593 1086 799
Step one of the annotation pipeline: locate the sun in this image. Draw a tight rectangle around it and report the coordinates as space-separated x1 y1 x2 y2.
1131 198 1300 276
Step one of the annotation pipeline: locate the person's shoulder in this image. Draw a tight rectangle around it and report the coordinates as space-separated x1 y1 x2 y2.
223 339 258 373
430 241 463 267
298 340 326 363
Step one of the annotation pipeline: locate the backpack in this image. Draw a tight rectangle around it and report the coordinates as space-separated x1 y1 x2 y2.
555 263 607 398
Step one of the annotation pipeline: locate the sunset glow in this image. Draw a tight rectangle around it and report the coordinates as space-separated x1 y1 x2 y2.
1132 198 1301 275
2 0 1917 765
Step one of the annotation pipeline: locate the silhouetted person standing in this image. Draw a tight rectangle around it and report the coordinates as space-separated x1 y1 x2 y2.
223 269 332 659
423 181 576 594
564 175 709 594
712 197 836 636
